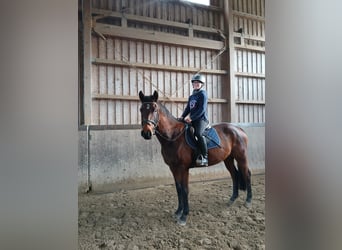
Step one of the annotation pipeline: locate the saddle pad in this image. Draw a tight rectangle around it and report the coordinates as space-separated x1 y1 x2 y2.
185 126 221 150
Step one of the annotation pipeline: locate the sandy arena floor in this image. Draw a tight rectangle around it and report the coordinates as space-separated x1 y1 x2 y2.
79 173 265 249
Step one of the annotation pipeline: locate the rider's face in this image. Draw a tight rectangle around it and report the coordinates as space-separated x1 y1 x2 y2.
192 81 202 90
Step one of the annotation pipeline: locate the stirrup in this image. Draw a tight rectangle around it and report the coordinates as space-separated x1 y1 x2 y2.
196 155 208 166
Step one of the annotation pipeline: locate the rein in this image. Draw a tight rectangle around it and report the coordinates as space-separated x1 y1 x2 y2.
155 125 186 142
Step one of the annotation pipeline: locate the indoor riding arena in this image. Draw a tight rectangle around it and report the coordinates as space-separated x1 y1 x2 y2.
78 0 265 249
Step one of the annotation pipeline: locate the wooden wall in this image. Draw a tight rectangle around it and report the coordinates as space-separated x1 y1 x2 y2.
228 0 265 123
80 0 265 125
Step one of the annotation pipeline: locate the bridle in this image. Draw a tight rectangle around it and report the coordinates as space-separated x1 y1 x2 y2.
141 102 160 133
140 101 187 142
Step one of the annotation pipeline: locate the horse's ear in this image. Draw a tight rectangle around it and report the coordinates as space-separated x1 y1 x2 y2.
139 91 144 102
152 90 158 102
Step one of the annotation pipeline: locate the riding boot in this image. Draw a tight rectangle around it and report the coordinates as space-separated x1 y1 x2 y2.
196 136 208 166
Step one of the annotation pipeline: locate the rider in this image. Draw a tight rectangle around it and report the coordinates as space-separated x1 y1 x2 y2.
179 74 209 166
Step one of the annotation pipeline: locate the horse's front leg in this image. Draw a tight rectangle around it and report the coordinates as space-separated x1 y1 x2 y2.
178 180 189 226
172 169 189 226
174 180 183 220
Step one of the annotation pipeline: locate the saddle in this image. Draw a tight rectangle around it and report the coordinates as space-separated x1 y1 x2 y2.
184 124 221 150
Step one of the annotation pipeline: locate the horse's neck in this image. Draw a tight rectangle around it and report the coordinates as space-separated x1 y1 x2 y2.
157 113 184 140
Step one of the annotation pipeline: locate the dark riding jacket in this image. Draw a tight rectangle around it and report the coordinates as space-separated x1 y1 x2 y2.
181 89 208 123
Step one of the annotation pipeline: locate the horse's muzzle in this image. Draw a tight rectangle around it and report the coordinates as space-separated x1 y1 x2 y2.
141 130 152 140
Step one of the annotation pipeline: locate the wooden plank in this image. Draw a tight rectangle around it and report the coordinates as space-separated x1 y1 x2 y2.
144 69 152 94
157 43 163 65
165 71 171 96
92 8 221 34
261 0 265 17
234 44 265 52
256 52 261 74
200 50 206 70
130 67 137 97
107 65 114 95
260 78 265 102
242 49 247 73
137 64 144 94
236 100 265 105
232 10 265 22
115 100 122 124
248 78 253 101
177 47 182 67
242 77 247 101
233 32 265 42
93 24 224 50
92 94 228 103
150 69 158 94
122 41 129 97
99 62 107 125
175 72 184 97
123 100 130 124
92 58 228 74
252 50 257 74
92 100 99 125
114 39 122 95
261 52 265 74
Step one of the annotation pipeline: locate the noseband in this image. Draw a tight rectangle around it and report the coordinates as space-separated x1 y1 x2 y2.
142 117 158 127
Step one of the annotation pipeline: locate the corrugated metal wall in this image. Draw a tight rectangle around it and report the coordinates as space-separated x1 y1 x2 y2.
80 0 265 125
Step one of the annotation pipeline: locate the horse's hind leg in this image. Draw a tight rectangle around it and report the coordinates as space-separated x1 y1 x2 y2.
224 156 239 206
246 169 252 205
236 157 252 207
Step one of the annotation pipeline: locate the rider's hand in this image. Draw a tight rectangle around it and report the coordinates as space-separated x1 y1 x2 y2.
184 117 192 123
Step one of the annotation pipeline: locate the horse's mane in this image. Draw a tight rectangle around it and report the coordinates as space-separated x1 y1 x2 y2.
157 101 178 121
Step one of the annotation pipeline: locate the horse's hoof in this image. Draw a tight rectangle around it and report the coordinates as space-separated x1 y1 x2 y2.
173 213 182 221
177 219 186 226
244 201 252 208
227 199 235 207
177 214 187 226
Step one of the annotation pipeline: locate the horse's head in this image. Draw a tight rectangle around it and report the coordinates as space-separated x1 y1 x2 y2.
139 90 160 140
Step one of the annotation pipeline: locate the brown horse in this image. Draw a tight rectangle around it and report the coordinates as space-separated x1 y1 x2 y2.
139 90 252 226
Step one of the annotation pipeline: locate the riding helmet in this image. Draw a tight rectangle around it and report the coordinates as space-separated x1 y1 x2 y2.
191 74 205 84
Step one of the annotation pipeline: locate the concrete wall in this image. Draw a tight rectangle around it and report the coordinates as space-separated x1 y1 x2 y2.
78 124 265 192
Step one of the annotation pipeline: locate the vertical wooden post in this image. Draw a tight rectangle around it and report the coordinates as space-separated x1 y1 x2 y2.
188 23 193 38
121 12 127 27
224 0 237 122
83 0 92 125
